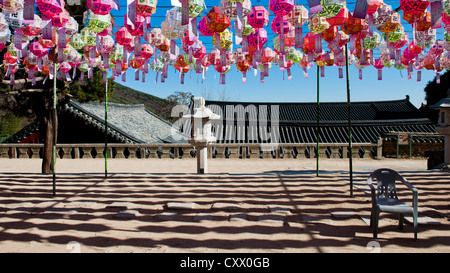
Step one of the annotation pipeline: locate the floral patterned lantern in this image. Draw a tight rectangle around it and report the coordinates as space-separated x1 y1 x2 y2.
261 47 275 63
36 0 65 17
415 28 436 47
373 59 384 79
51 9 69 28
247 6 269 28
156 37 171 51
382 25 404 42
373 5 393 28
1 0 24 13
136 0 158 17
80 27 97 47
100 35 115 54
193 42 207 59
63 16 79 38
322 25 338 42
286 47 303 63
318 0 345 19
88 0 113 16
363 31 381 49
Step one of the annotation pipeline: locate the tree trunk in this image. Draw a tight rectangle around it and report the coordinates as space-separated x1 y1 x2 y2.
40 92 57 174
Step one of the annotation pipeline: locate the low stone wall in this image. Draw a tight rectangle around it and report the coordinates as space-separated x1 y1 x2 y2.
0 143 380 160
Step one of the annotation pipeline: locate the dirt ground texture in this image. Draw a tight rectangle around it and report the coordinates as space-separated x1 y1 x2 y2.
0 157 449 253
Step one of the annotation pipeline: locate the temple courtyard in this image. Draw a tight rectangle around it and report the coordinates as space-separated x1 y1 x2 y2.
0 157 449 253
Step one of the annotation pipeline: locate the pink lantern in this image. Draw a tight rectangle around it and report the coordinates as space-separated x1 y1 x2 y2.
36 0 65 17
4 52 17 64
400 0 429 16
30 41 48 57
247 6 269 28
193 43 207 59
100 35 115 54
60 62 72 81
51 9 69 28
88 0 113 16
247 28 268 54
269 0 294 17
271 15 291 35
124 14 151 36
141 43 154 59
374 59 384 80
22 15 42 37
208 49 221 66
181 29 196 46
115 27 133 46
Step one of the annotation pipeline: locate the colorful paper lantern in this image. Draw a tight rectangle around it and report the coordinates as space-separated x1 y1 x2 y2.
84 10 111 33
1 0 24 13
193 42 206 59
326 6 348 26
22 15 42 37
147 28 164 46
342 12 367 35
400 0 429 16
363 31 381 49
222 0 251 21
136 0 158 17
198 16 215 36
269 0 294 16
140 43 154 59
30 41 48 57
88 0 113 15
51 9 69 28
381 25 404 42
4 10 25 28
377 12 401 33
287 5 308 26
212 28 233 49
261 47 275 63
286 47 303 63
205 7 231 33
124 14 149 36
247 6 269 28
156 37 170 51
318 0 345 19
115 26 133 46
308 13 330 34
373 4 393 28
271 15 291 35
302 32 319 54
322 25 338 42
36 0 65 17
69 33 86 50
247 28 268 53
63 16 79 38
80 27 97 47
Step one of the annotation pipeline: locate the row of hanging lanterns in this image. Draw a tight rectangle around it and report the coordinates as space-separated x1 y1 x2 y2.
0 0 449 86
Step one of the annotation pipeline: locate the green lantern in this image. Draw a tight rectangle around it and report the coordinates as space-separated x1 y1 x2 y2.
109 44 124 64
80 27 97 47
382 25 404 43
70 33 86 50
444 0 450 16
84 10 111 34
363 32 381 50
318 0 345 19
286 47 303 63
186 0 205 18
241 17 254 36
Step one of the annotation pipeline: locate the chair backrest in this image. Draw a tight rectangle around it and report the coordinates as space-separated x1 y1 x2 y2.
369 168 401 200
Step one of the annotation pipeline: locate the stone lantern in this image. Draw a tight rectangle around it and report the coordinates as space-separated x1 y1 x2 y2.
430 89 450 169
183 97 221 174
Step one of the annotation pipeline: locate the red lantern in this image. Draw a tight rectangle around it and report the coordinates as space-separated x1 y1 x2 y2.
205 7 231 33
115 27 133 46
4 52 17 64
130 55 146 69
322 25 338 42
302 32 319 54
342 12 367 35
326 6 348 26
261 47 275 63
400 0 429 16
193 43 206 59
368 0 383 15
247 6 269 29
417 11 431 31
198 16 215 36
51 9 69 28
124 14 150 36
30 41 48 57
156 38 170 51
88 0 113 16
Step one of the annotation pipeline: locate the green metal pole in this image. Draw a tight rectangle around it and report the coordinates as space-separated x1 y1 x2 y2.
52 54 57 197
316 64 320 177
345 43 354 197
105 78 108 178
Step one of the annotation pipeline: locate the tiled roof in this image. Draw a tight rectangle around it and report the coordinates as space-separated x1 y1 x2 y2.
200 98 440 144
67 101 185 144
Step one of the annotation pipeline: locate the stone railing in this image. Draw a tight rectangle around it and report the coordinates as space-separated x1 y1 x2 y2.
0 142 381 159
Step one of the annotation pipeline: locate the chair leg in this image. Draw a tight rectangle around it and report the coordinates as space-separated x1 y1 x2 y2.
398 214 404 230
414 214 418 241
373 210 380 238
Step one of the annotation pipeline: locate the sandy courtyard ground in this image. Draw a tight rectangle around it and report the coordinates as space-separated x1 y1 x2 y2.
0 157 449 254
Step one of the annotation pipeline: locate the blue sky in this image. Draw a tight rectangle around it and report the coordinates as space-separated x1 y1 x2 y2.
109 0 443 108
